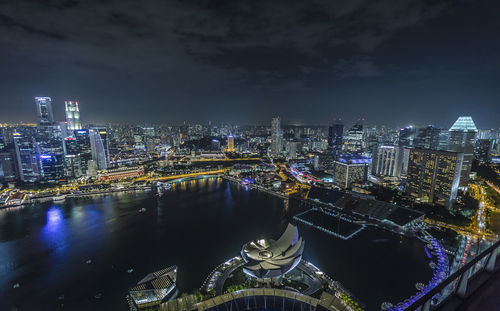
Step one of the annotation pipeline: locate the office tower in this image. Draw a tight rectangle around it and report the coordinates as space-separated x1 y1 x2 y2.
344 119 364 153
271 117 282 157
333 154 370 189
0 151 17 182
35 126 65 182
63 136 83 178
35 97 54 126
364 126 379 154
13 132 39 182
435 129 450 151
372 145 404 177
211 139 221 151
286 141 300 159
398 126 416 148
65 101 82 130
328 118 343 150
73 129 92 176
90 128 110 170
406 148 463 207
448 116 478 187
414 125 442 149
474 139 493 163
227 135 235 152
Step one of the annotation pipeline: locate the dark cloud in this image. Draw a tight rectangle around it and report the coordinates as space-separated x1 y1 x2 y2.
0 0 499 127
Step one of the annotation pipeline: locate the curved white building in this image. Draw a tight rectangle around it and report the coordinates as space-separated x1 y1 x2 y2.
241 223 304 279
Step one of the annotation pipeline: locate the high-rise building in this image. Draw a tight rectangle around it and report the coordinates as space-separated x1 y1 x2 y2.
211 139 221 151
333 154 370 189
371 145 403 177
398 126 416 148
271 117 282 157
406 148 463 207
90 128 110 170
0 151 17 182
414 125 443 149
448 116 477 187
474 139 493 163
35 126 65 182
227 135 235 152
63 137 82 178
328 118 343 150
344 119 364 153
65 101 82 130
35 97 54 126
74 129 92 176
286 141 300 159
13 132 39 182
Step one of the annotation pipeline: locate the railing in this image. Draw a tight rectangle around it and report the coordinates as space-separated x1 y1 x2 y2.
404 238 500 311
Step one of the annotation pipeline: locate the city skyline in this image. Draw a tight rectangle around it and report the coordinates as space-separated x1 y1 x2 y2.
0 0 499 126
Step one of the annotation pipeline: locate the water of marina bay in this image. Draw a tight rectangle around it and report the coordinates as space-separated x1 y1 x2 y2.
0 178 432 311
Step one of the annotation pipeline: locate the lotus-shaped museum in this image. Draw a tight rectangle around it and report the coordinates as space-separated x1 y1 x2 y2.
241 223 304 279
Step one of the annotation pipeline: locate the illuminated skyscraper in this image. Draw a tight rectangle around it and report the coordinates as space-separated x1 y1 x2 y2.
35 126 65 183
90 128 110 170
73 129 92 176
328 118 343 150
35 97 54 126
271 117 282 157
65 101 82 130
344 119 364 153
13 131 39 182
227 135 235 152
406 148 463 207
448 116 477 187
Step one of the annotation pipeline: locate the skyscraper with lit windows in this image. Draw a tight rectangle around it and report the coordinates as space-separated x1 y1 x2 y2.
406 148 463 207
448 116 477 187
35 97 54 126
271 117 282 157
227 135 235 152
65 101 82 130
328 118 343 150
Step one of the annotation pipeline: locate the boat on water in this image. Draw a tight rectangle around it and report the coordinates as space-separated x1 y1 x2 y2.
53 195 66 202
128 265 177 309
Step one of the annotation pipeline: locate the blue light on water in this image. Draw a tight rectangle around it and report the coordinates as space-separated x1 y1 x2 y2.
41 207 68 253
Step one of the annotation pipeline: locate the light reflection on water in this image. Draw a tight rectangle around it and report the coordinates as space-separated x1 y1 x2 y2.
41 206 67 253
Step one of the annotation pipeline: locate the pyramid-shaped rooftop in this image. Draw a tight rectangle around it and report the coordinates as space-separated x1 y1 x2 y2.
449 116 478 132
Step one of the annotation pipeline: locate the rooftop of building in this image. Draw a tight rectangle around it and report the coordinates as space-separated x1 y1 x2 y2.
449 116 478 132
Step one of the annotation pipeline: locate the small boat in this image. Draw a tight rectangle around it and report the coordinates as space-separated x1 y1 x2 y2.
13 283 20 289
94 293 102 299
53 195 66 202
86 259 92 264
139 208 146 213
127 269 134 273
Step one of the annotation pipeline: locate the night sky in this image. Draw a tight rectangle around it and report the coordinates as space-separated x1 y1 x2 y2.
1 0 499 127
